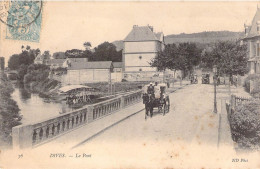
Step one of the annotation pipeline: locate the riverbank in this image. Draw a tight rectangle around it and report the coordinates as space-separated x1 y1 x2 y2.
25 78 61 98
0 75 21 148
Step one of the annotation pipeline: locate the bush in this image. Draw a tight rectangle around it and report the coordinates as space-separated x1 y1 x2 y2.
230 100 260 150
0 76 21 147
8 73 17 80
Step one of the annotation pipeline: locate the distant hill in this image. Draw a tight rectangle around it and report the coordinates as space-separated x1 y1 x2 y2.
112 31 244 51
165 31 244 44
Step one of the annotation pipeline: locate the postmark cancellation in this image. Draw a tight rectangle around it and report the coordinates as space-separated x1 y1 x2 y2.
0 0 43 42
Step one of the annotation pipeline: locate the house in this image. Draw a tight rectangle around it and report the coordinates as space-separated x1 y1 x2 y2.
49 59 68 69
111 62 123 82
242 7 260 74
34 52 51 65
65 61 113 84
50 57 89 69
123 25 165 81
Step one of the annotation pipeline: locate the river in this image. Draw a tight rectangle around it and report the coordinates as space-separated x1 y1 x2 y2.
11 83 73 125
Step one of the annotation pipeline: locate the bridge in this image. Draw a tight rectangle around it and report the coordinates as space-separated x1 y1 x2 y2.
12 79 240 153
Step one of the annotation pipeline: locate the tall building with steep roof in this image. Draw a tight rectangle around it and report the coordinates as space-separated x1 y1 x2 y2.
123 25 165 78
243 7 260 74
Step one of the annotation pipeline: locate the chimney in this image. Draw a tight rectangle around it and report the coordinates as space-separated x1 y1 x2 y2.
244 23 250 36
147 24 153 32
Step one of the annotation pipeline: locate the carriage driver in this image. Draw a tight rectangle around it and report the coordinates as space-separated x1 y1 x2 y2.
147 82 155 95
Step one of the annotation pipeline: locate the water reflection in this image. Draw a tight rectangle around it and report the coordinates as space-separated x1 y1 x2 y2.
11 83 73 125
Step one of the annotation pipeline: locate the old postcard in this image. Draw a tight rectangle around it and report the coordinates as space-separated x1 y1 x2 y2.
0 1 260 169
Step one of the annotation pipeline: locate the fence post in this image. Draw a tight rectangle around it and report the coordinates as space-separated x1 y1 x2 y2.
120 95 125 108
87 105 94 123
12 125 34 149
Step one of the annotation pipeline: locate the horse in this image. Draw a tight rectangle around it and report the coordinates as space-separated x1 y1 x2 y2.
142 93 154 119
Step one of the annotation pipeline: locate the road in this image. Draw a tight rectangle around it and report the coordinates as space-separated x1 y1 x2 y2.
74 83 227 168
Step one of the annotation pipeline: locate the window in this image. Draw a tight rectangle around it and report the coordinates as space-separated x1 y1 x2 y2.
139 55 142 60
139 68 142 71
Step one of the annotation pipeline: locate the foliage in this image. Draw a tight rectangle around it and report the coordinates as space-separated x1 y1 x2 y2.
8 73 17 80
53 52 66 59
91 42 122 62
150 43 202 77
24 64 50 84
17 64 28 81
83 42 92 49
201 41 248 77
8 46 40 70
230 100 260 150
0 75 21 147
65 49 84 58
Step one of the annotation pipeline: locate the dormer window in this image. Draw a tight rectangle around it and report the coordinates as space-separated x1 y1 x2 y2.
139 55 142 60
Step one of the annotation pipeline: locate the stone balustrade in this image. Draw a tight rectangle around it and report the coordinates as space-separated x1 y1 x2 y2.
12 89 142 149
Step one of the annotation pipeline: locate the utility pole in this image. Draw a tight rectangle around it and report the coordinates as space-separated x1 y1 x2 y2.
213 65 217 113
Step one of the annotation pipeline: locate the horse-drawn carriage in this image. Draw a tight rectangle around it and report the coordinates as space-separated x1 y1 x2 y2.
190 74 198 84
142 83 170 119
202 73 210 84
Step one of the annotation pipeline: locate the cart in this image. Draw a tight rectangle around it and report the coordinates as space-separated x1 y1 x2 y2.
142 84 170 119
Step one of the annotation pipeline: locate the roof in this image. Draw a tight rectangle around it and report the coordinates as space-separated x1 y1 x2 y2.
124 25 163 42
50 59 66 64
112 62 122 68
245 8 260 39
59 85 93 93
35 54 43 61
68 61 113 70
68 58 88 62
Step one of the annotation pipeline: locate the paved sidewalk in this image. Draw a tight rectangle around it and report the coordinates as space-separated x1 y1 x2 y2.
217 85 251 150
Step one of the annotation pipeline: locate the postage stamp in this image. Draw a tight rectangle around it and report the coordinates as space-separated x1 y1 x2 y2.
0 0 43 42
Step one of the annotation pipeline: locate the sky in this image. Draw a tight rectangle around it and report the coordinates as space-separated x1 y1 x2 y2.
0 1 259 63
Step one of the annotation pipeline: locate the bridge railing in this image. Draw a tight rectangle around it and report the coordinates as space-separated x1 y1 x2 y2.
12 89 142 149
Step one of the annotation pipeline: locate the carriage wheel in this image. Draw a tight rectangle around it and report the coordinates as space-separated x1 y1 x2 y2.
163 102 167 116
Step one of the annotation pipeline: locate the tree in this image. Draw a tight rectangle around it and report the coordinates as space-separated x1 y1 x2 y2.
65 49 84 58
150 43 202 78
92 42 122 62
8 46 40 70
201 41 248 77
83 42 92 50
8 54 20 70
17 64 28 81
53 52 66 59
